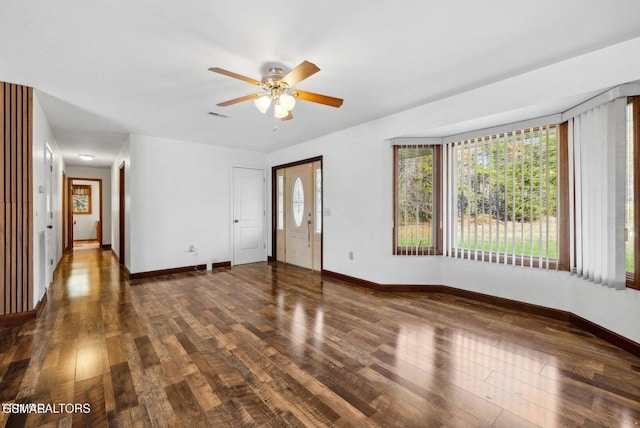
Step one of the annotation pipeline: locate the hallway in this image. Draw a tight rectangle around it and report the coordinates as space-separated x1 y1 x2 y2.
1 249 640 426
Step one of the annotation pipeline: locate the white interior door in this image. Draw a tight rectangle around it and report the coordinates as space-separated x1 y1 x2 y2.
233 167 265 265
44 144 54 286
285 164 314 269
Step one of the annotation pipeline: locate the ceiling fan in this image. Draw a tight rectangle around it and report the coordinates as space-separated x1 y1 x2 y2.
209 60 343 121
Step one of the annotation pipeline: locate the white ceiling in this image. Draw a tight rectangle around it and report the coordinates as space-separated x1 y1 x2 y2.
2 1 640 167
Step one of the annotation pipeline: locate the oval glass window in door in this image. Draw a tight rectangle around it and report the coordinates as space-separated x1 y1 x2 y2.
292 177 304 227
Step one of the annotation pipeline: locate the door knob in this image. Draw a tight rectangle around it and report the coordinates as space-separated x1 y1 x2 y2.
234 219 239 223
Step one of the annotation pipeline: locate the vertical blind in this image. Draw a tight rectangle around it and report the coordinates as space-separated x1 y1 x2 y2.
394 145 437 255
445 125 558 269
569 99 627 289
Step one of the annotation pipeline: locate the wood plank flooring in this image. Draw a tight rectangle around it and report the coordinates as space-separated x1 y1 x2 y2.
1 249 640 427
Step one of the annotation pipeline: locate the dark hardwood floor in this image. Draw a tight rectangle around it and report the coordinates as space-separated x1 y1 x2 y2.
1 249 640 427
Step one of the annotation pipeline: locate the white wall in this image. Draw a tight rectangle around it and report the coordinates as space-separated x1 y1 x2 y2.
126 134 266 274
32 91 65 308
67 165 112 245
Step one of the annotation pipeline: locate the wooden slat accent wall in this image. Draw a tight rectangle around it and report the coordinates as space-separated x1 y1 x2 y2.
0 81 33 315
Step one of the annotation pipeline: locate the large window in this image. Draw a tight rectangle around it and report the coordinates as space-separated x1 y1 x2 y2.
393 90 638 288
393 124 562 268
393 145 441 255
450 125 559 267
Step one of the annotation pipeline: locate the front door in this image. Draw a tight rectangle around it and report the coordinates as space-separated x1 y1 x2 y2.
285 164 314 269
233 167 265 265
276 159 322 271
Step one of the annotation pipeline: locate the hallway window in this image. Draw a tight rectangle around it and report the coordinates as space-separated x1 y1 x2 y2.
72 185 92 214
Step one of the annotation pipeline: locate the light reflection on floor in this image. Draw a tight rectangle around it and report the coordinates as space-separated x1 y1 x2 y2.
66 267 92 297
290 302 307 345
451 330 559 426
394 324 435 392
388 319 563 425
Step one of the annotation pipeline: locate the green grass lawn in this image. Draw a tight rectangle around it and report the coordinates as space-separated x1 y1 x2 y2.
398 217 558 260
399 217 636 272
626 238 634 272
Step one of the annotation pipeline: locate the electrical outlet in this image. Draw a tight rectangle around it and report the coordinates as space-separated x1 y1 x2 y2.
349 251 354 260
189 245 196 253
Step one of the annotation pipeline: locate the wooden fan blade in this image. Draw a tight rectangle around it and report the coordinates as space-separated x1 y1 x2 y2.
217 93 260 107
281 111 293 121
292 90 343 108
209 67 262 86
280 61 320 87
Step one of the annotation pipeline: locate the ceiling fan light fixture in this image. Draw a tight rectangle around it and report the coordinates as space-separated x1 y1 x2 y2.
273 100 289 119
279 93 296 111
254 95 271 114
210 60 343 122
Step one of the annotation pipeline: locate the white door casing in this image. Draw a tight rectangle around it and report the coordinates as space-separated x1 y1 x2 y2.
44 144 54 287
232 167 265 265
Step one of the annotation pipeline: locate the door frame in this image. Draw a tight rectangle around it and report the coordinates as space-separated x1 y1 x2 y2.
119 162 125 265
271 156 323 270
68 177 103 248
62 172 69 252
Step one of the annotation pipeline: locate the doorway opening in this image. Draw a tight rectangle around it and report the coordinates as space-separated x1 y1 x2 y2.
272 156 322 271
67 177 103 250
